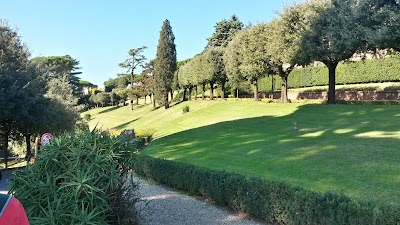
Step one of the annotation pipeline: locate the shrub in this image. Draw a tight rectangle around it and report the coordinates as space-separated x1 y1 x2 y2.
259 56 400 92
83 113 91 121
182 105 190 114
336 100 400 105
135 128 155 138
132 155 400 225
10 131 140 225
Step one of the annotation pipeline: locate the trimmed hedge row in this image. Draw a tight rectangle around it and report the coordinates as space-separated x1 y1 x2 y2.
259 56 400 92
132 154 400 225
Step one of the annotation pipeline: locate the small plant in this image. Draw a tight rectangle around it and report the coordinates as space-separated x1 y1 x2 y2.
135 128 155 144
83 113 91 121
182 105 190 114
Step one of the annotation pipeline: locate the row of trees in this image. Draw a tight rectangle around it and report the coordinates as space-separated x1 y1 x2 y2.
0 21 86 167
106 20 176 110
177 0 400 104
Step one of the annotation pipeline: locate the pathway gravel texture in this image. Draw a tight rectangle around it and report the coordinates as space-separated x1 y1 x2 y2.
133 175 266 225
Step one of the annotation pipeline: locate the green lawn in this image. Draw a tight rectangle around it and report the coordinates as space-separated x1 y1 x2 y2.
85 100 400 206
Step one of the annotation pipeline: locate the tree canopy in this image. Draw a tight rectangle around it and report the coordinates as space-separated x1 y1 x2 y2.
206 15 244 48
154 19 177 109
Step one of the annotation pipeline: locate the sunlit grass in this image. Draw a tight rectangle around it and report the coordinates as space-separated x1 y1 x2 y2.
84 100 400 205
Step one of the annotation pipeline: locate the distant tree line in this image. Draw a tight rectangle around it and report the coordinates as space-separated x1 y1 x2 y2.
177 0 399 104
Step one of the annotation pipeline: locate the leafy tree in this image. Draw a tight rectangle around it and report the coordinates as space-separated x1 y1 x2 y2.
31 55 82 97
119 46 147 89
119 46 147 110
225 27 270 101
264 2 314 103
154 19 177 109
141 60 156 106
104 78 117 92
203 47 227 100
206 15 244 48
360 0 400 51
0 21 31 168
45 76 78 108
96 92 111 107
298 0 365 104
224 30 246 98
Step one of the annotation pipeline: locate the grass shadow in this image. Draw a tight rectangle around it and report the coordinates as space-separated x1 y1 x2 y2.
111 118 141 130
143 104 400 205
98 106 120 114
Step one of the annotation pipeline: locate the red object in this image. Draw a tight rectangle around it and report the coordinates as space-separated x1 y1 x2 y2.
40 133 53 146
0 196 29 225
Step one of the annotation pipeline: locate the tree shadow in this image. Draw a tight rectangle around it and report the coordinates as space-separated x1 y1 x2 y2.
144 104 400 205
98 106 120 114
111 118 141 130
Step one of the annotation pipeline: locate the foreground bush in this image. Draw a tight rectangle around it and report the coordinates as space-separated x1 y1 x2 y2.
132 154 400 225
10 131 140 225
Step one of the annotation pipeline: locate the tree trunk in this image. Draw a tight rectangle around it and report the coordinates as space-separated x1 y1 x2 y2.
253 79 259 101
194 86 198 100
188 87 192 101
170 90 174 102
183 88 187 101
210 82 214 100
324 61 339 104
271 74 275 92
136 96 139 105
221 82 225 100
164 92 169 109
1 129 10 169
144 95 147 104
237 89 239 99
25 134 32 160
202 84 206 100
280 74 289 103
152 93 156 109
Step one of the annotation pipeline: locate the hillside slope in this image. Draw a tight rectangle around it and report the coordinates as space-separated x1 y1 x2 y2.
84 101 400 205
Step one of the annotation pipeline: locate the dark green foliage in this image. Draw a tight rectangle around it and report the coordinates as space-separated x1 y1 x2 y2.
132 155 400 225
154 19 177 109
10 131 140 224
31 55 82 97
84 113 91 121
206 15 244 48
182 105 190 114
259 57 400 92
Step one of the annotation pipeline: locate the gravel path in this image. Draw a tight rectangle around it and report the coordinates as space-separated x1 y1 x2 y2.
133 175 266 225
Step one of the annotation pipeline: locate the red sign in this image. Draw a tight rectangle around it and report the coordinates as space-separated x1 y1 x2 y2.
41 133 53 146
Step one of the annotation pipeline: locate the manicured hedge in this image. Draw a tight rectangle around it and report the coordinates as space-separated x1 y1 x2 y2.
259 56 400 92
132 154 400 225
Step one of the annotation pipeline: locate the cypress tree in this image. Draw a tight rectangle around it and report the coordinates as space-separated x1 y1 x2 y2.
154 19 177 109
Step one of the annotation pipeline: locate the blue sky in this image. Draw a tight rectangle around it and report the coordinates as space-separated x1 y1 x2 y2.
1 0 290 87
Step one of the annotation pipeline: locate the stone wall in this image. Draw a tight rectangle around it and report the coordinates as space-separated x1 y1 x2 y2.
265 91 400 101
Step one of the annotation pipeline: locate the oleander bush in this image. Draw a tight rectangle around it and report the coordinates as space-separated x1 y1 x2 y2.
132 154 400 225
259 56 400 92
10 131 140 225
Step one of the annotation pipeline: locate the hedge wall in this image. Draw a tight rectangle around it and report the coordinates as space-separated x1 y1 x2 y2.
259 56 400 92
132 154 400 225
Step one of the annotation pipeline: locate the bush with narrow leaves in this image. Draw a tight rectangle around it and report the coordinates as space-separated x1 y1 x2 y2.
10 131 140 225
